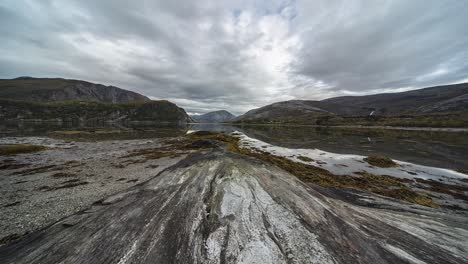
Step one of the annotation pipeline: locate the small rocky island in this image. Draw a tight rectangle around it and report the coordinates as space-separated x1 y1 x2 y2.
0 131 467 263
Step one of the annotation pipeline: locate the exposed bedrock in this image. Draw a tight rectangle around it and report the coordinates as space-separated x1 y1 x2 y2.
1 151 467 263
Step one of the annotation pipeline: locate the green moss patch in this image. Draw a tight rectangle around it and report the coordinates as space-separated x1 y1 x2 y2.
415 178 468 202
118 131 447 208
364 155 397 168
184 132 468 207
212 134 437 208
244 149 437 207
297 155 314 162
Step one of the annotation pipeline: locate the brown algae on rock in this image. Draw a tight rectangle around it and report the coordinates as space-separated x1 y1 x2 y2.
0 145 48 156
364 155 398 168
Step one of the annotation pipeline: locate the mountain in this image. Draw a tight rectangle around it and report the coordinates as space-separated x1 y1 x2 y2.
0 100 191 124
231 100 355 123
233 82 468 126
191 110 236 123
0 77 191 124
0 77 150 103
323 82 468 115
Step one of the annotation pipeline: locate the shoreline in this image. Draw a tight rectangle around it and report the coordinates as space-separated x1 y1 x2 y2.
1 148 468 263
190 122 468 132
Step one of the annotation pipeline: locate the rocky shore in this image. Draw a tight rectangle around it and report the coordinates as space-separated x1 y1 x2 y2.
0 132 467 263
0 136 188 243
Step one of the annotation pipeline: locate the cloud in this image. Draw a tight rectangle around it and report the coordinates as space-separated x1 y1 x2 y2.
1 0 467 114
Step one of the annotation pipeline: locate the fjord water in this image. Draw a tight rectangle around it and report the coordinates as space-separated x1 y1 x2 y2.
1 121 467 171
227 125 468 171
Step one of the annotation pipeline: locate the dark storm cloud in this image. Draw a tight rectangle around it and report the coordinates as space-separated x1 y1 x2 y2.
292 0 468 96
1 0 467 114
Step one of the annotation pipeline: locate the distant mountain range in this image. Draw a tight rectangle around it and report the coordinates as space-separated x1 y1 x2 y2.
1 77 467 127
0 77 190 124
191 110 236 123
0 77 150 103
233 82 468 127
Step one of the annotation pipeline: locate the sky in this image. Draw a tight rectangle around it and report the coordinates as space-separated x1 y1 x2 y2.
1 0 467 115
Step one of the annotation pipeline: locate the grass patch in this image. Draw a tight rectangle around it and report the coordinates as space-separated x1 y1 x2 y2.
122 149 183 163
129 131 444 208
47 129 174 142
354 171 437 207
244 149 438 207
415 178 468 202
194 132 468 208
206 132 438 208
364 155 397 168
184 131 243 154
297 155 314 162
0 144 47 156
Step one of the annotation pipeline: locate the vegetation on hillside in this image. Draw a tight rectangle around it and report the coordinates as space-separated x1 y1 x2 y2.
0 99 190 123
233 110 468 128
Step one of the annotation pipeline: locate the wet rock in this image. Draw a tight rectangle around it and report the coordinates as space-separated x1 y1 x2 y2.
1 151 467 263
190 139 217 148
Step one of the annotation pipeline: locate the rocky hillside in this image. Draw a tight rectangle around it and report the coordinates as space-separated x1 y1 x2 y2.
232 100 340 123
234 82 468 125
0 77 150 103
0 77 193 124
191 110 236 123
0 100 191 124
324 82 468 115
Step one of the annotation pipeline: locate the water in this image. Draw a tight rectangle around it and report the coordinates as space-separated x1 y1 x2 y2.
1 121 467 171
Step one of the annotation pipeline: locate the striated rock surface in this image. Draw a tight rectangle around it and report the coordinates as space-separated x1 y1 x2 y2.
1 151 467 263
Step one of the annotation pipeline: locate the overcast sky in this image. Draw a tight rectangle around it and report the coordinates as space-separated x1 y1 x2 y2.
1 0 467 114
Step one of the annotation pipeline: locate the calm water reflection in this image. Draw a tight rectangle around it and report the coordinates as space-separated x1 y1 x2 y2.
1 121 467 171
193 124 468 170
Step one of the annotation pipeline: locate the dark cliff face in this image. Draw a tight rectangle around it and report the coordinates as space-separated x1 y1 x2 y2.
191 110 236 123
234 82 468 124
0 100 191 124
0 77 150 103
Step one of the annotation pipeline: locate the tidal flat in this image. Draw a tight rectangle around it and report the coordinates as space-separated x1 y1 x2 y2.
0 127 467 263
